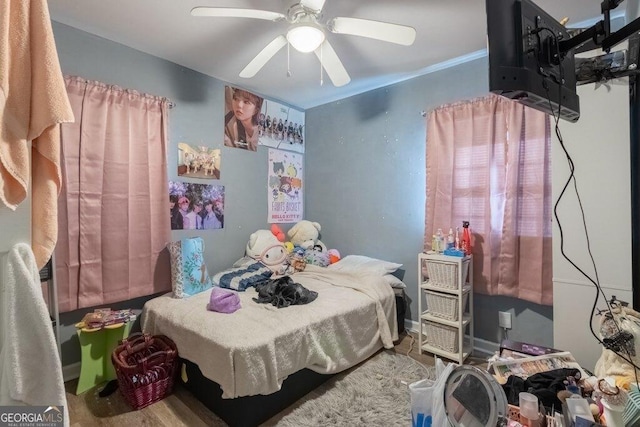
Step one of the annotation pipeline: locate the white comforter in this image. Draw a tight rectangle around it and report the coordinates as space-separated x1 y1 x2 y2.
141 265 397 398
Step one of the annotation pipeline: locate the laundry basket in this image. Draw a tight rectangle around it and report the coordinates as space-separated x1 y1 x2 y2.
112 333 179 410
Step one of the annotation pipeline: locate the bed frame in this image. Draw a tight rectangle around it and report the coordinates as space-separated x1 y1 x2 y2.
182 359 333 426
180 292 407 426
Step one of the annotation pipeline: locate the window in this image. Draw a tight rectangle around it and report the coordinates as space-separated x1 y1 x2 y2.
426 95 552 305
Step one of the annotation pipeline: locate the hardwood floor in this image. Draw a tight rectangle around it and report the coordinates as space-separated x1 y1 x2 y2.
394 330 488 369
64 331 488 426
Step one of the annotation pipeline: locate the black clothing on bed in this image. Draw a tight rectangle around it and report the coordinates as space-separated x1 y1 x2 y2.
253 276 318 308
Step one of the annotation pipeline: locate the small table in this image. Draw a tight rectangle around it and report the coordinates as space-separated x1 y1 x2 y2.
75 322 132 395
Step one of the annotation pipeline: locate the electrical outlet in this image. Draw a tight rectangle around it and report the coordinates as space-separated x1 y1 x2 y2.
499 311 512 329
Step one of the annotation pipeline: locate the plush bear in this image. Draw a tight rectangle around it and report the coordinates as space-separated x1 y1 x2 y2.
246 228 290 275
287 220 327 252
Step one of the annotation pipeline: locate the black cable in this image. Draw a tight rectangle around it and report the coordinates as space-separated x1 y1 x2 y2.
534 27 640 382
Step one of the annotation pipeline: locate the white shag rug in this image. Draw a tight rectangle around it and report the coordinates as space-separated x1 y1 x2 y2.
266 350 435 426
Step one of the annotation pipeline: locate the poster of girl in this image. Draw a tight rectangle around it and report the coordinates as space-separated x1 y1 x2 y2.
224 86 263 152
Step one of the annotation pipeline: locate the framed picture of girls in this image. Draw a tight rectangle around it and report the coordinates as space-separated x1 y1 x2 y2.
169 181 225 230
177 142 221 179
224 85 305 154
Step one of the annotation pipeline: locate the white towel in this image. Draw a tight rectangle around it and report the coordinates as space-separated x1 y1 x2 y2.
0 243 68 427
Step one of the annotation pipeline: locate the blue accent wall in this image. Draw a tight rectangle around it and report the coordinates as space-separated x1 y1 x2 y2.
305 58 554 349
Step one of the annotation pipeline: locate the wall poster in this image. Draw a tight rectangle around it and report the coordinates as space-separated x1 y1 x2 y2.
177 142 221 179
259 98 305 154
224 85 305 154
268 148 303 224
224 86 263 152
169 181 225 230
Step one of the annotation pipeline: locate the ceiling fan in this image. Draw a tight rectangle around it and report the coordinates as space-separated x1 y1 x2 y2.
191 0 416 87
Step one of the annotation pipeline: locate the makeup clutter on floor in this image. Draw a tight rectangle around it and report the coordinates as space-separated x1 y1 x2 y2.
410 300 640 426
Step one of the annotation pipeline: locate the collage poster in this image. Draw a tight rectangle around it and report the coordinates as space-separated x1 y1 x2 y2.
224 86 305 154
169 181 225 230
268 149 303 223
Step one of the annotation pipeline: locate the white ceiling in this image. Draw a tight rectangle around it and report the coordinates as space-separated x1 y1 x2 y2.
48 0 613 110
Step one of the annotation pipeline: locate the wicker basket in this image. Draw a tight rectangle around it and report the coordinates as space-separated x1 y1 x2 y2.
423 320 459 353
422 259 469 290
112 333 179 410
425 290 468 321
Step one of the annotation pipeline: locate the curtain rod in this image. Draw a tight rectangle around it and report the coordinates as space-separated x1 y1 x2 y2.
63 75 175 108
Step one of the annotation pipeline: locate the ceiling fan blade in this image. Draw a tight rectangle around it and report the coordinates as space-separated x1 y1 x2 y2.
191 7 285 21
300 0 327 13
314 40 351 87
329 17 416 46
239 35 288 78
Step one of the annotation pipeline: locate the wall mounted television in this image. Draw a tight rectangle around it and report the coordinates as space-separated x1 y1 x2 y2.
486 0 580 122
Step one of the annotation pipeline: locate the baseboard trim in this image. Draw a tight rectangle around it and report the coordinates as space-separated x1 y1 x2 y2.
63 362 81 382
473 337 499 358
406 319 419 334
405 319 498 360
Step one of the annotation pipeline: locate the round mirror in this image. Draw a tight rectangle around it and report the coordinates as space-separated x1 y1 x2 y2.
444 365 509 427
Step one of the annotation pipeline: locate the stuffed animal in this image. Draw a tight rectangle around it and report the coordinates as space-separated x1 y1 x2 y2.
327 249 341 264
304 246 330 267
287 220 327 252
289 252 307 272
246 228 290 275
270 224 285 242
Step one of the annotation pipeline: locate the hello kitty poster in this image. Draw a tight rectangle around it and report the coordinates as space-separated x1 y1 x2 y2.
268 148 303 223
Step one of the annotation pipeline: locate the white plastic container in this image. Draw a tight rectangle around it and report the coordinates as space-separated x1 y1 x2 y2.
565 397 595 423
518 392 539 427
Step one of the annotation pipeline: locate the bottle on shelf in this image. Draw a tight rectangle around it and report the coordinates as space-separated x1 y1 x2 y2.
436 228 444 253
447 228 455 250
461 221 472 255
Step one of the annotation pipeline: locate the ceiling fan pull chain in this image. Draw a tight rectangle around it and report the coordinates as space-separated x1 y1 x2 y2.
319 43 324 86
287 42 292 77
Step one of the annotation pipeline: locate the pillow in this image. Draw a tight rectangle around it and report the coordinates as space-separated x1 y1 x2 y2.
383 274 407 289
328 255 402 276
167 237 213 298
212 262 273 291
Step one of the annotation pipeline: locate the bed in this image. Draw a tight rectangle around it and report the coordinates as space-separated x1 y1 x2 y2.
141 264 401 426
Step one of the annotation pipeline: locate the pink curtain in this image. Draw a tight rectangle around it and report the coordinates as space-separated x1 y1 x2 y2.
55 76 171 312
425 95 552 305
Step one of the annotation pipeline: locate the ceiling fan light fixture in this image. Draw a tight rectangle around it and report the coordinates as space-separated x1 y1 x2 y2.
287 23 325 53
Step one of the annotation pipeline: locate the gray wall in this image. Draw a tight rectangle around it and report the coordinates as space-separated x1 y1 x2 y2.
305 58 554 349
52 22 287 365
